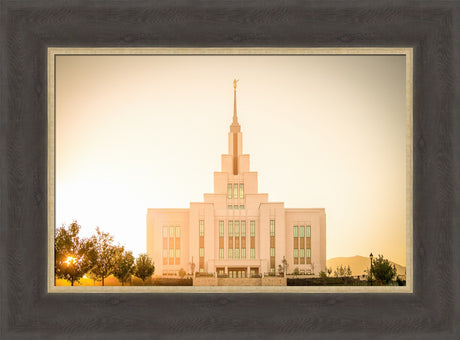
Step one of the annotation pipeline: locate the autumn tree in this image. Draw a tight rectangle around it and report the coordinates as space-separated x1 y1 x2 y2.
135 253 155 285
369 254 397 285
86 271 99 286
113 250 135 286
54 221 96 286
89 227 124 286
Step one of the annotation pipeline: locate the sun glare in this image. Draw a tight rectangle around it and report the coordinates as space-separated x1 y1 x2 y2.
65 255 76 266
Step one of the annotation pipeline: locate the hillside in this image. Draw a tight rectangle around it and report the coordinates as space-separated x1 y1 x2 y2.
326 255 406 277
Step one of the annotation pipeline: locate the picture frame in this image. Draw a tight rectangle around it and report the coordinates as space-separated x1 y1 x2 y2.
1 0 458 338
49 47 412 294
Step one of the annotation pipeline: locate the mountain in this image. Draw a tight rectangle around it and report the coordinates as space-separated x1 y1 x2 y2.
326 255 406 277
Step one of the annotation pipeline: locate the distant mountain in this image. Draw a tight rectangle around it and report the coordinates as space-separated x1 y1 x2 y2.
326 255 406 277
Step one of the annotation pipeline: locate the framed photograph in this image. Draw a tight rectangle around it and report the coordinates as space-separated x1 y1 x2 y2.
48 48 412 294
1 1 458 338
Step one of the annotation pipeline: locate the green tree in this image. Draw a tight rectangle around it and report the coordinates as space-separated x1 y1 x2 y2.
135 253 155 285
89 227 124 286
370 254 397 285
346 265 352 277
334 264 352 277
319 271 328 285
292 267 300 275
113 250 135 286
334 265 342 277
54 221 95 286
327 267 332 277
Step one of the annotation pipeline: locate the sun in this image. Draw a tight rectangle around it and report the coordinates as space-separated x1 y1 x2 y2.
65 255 76 266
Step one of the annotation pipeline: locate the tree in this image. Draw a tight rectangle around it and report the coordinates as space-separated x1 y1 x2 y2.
189 260 196 276
281 257 288 276
327 267 332 277
113 250 135 286
333 264 352 277
277 264 283 275
135 253 155 285
54 221 95 286
292 267 300 275
89 227 124 286
346 265 352 277
277 258 288 276
178 268 186 278
369 254 397 285
86 271 99 286
333 265 341 277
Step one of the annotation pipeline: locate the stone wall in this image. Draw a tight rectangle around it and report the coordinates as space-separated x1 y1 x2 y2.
218 278 262 286
193 277 287 286
193 277 218 286
262 277 287 286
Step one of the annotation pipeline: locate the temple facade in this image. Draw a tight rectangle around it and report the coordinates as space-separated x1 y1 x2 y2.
146 81 326 278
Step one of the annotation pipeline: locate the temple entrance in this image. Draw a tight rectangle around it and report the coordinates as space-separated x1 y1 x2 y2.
250 268 259 276
228 268 247 278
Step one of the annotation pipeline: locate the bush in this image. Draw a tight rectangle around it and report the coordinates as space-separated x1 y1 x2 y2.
396 276 406 286
151 278 192 286
370 255 397 285
195 272 214 277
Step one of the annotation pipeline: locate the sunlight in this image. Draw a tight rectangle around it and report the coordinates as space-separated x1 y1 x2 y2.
65 255 76 266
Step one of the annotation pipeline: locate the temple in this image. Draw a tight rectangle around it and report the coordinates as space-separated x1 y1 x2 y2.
146 80 326 279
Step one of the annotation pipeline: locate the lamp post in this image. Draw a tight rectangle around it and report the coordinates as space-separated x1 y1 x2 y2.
369 253 373 286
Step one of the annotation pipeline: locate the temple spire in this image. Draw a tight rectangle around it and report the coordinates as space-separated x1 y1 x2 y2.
231 79 240 133
230 79 241 175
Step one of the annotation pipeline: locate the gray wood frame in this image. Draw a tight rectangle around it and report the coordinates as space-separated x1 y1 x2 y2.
1 0 459 338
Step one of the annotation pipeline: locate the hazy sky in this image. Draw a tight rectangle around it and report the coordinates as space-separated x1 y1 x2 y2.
55 54 407 265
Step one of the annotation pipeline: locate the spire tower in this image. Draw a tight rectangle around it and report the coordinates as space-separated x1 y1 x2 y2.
231 79 241 132
230 79 241 175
